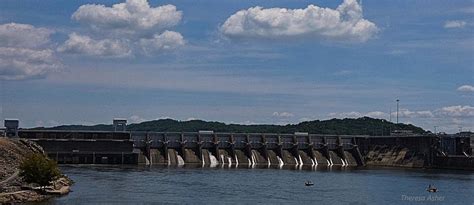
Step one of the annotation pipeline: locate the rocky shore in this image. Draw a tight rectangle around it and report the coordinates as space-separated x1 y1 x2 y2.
0 138 72 204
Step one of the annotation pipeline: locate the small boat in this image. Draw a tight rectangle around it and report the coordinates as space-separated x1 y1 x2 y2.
305 181 314 186
427 188 437 192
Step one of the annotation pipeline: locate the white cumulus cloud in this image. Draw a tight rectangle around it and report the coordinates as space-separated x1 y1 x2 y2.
0 47 61 80
72 0 182 36
60 0 184 57
58 33 131 58
457 85 474 92
395 109 434 118
444 20 467 29
220 0 378 42
328 111 387 119
365 111 387 118
0 23 61 80
436 105 474 118
272 111 294 118
129 115 147 123
139 30 185 55
0 23 53 48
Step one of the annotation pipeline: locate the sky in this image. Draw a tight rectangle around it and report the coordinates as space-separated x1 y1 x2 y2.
0 0 472 133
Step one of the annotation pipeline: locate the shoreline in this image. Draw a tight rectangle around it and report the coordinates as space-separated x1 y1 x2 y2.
0 138 73 204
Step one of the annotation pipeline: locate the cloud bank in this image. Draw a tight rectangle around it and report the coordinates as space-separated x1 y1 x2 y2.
328 111 387 119
220 0 378 42
60 0 184 58
444 20 467 29
0 23 61 80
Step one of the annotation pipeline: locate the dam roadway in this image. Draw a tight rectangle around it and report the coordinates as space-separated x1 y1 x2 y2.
17 130 473 170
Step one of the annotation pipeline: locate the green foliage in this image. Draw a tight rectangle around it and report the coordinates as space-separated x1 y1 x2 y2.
19 153 61 187
35 117 426 136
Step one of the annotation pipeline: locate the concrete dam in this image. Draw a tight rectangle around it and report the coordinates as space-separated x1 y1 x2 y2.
15 129 474 170
17 130 364 167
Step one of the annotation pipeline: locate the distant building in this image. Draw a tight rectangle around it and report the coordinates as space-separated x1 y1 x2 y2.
390 130 414 136
4 119 19 138
113 118 127 132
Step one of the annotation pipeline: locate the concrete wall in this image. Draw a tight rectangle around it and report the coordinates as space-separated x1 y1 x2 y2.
433 156 474 170
355 136 435 168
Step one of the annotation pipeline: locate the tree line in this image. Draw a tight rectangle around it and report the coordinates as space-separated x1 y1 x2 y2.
33 117 426 136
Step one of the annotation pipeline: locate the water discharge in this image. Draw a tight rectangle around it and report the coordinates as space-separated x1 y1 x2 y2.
177 154 185 166
251 152 256 165
277 156 284 167
298 155 303 166
234 155 239 167
209 153 219 167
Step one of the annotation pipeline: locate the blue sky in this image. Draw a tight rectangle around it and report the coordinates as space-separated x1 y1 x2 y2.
0 0 472 133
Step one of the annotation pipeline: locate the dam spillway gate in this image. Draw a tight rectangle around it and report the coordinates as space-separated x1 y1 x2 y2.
132 132 364 167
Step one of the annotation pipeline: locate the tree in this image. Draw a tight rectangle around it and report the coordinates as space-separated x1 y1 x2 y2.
19 153 60 188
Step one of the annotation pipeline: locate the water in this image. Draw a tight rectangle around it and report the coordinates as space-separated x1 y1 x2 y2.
39 166 472 205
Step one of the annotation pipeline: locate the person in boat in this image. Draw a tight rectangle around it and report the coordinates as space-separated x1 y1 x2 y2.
427 184 437 192
305 181 314 186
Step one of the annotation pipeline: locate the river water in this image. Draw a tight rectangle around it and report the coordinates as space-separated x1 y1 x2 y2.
39 165 472 204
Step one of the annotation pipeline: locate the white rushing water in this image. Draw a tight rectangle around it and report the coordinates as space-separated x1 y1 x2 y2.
267 158 271 167
234 155 239 167
145 156 151 166
277 156 284 168
201 153 205 167
250 151 257 168
209 153 219 167
219 154 225 168
227 157 232 168
177 154 185 166
298 155 303 166
167 154 171 166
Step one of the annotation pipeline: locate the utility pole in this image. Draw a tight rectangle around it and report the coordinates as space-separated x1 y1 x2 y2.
396 99 400 124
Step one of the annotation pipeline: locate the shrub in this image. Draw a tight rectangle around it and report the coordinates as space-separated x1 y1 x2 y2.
19 153 60 187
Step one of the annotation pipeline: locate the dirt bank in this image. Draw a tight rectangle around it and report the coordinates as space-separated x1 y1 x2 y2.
0 138 72 204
